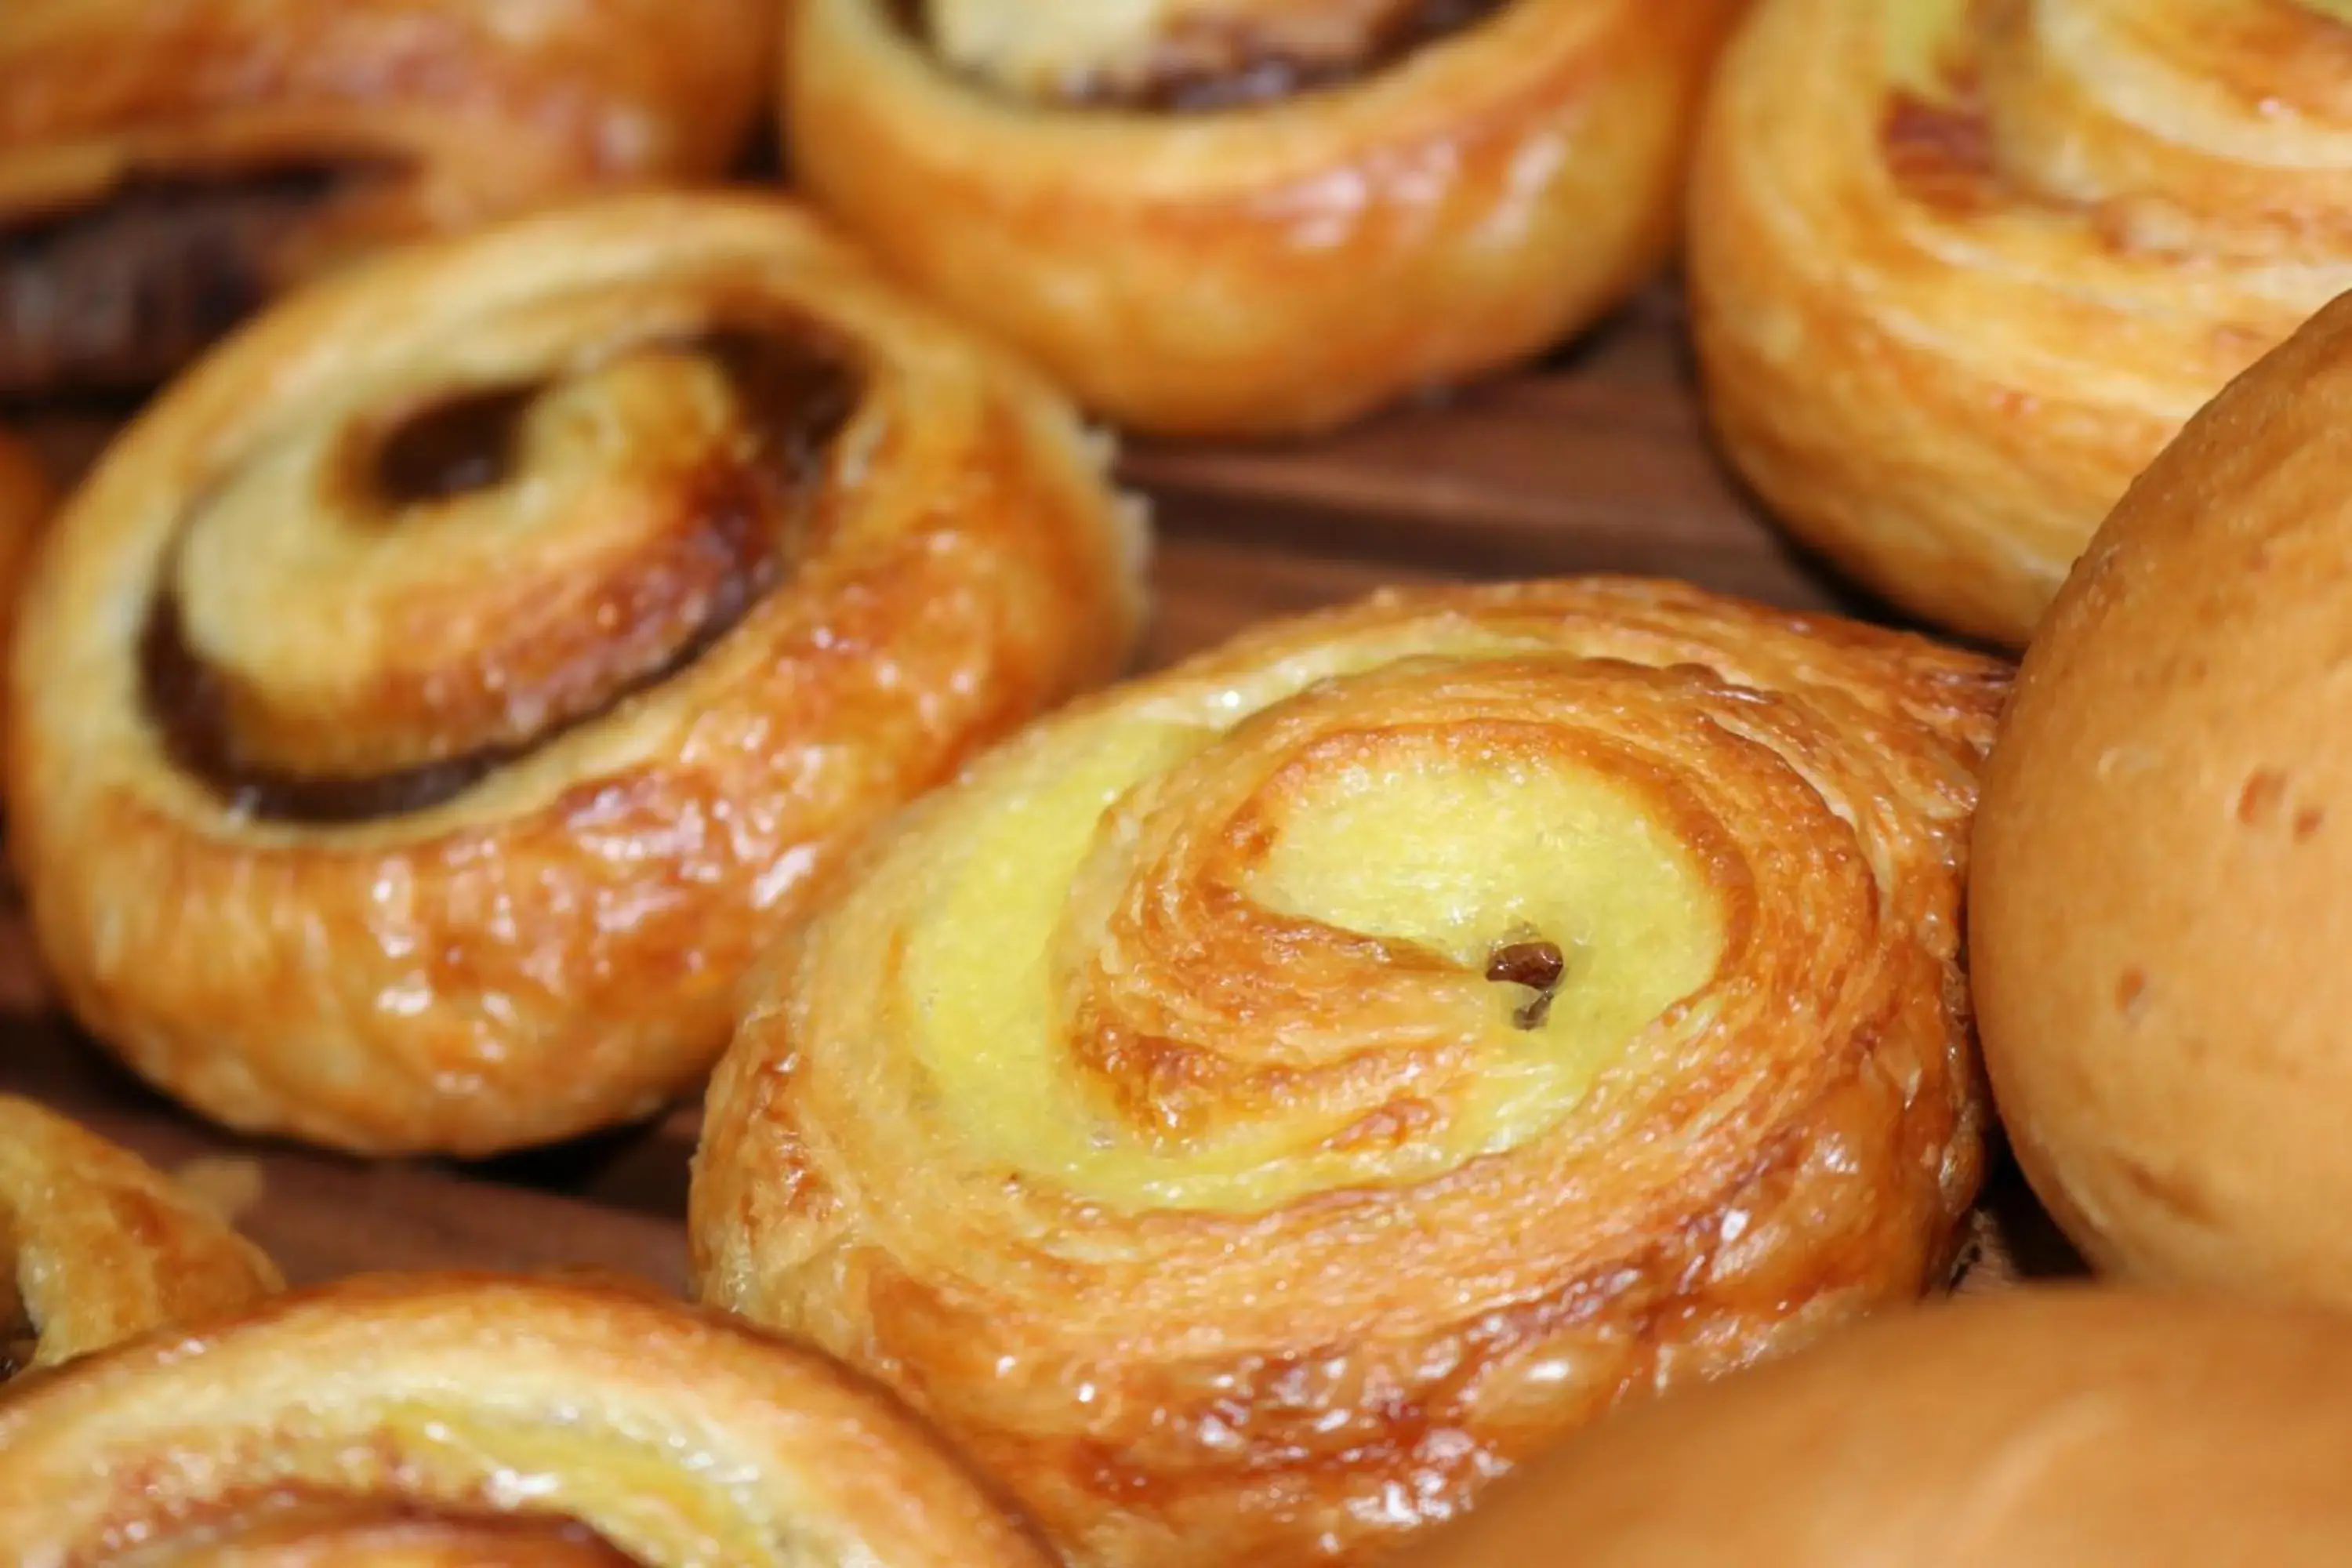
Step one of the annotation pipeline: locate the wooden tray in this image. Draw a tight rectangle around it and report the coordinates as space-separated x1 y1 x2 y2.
0 283 2085 1302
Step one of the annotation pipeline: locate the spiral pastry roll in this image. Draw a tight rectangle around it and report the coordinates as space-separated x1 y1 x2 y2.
0 0 775 397
1689 0 2352 648
0 1095 279 1381
783 0 1745 437
0 1273 1056 1568
5 195 1147 1157
692 579 2005 1568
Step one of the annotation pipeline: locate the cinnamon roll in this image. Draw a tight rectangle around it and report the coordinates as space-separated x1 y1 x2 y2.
0 1095 279 1381
5 194 1148 1157
692 579 2005 1568
782 0 1746 437
1688 0 2352 648
0 1272 1054 1568
0 0 775 397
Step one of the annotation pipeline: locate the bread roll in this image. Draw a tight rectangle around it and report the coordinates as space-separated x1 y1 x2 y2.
1972 286 2352 1304
1388 1288 2352 1566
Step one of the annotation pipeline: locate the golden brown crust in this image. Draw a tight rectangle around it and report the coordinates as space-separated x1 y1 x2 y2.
1972 288 2352 1305
5 194 1149 1157
1688 0 2352 648
119 1515 630 1568
691 577 2005 1568
783 0 1744 437
0 1095 279 1377
1390 1287 2352 1566
0 0 776 394
0 1272 1056 1568
0 429 52 753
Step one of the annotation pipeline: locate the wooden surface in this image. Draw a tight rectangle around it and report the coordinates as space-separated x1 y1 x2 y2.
0 284 2083 1308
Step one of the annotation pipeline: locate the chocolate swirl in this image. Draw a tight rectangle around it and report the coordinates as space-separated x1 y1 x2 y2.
694 579 2007 1568
136 329 860 825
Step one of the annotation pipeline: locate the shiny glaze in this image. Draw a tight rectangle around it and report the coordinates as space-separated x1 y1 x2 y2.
694 579 2005 1568
5 196 1149 1157
1689 0 2352 646
0 0 775 394
786 0 1745 435
0 1097 278 1378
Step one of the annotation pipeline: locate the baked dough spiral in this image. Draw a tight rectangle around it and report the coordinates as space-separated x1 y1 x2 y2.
692 579 2004 1568
0 0 775 397
0 1272 1055 1568
5 194 1148 1157
1688 0 2352 648
0 1095 278 1381
782 0 1746 437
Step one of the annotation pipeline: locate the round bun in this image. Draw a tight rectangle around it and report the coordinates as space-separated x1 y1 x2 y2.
1688 0 2352 647
0 0 776 396
0 1272 1052 1567
5 194 1146 1157
693 578 2004 1568
1387 1287 2352 1566
782 0 1744 437
0 1095 279 1377
1972 289 2352 1302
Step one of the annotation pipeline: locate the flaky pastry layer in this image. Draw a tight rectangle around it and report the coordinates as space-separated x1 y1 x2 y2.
693 578 2005 1568
1690 0 2352 646
0 1095 278 1378
5 194 1149 1156
0 1272 1052 1568
784 0 1744 436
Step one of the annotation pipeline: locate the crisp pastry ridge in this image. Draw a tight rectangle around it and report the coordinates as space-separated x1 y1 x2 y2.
5 193 1149 1157
0 1272 1055 1568
0 0 775 396
0 1094 279 1381
691 577 2006 1568
1688 0 2352 648
783 0 1746 436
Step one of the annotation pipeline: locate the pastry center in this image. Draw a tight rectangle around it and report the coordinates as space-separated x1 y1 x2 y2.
895 673 1725 1214
0 162 388 397
911 0 1515 111
138 329 863 824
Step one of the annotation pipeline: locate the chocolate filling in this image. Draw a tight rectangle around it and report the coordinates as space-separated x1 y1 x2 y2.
904 0 1514 113
0 163 386 397
138 329 863 825
1486 938 1566 1030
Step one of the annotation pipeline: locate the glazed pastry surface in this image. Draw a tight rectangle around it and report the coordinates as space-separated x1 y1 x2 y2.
1689 0 2352 647
0 0 775 395
786 0 1744 435
692 579 2004 1568
5 194 1148 1156
0 1094 279 1378
0 1272 1054 1568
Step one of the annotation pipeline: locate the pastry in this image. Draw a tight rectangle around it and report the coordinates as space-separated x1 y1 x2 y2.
1389 1289 2352 1566
0 1272 1054 1568
0 429 51 750
5 194 1149 1157
1973 288 2352 1307
692 579 2005 1568
0 0 775 397
782 0 1746 437
0 1094 278 1380
1687 0 2352 647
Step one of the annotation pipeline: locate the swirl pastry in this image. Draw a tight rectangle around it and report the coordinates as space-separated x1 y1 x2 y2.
692 579 2005 1568
0 1095 278 1381
0 0 775 397
782 0 1746 437
5 194 1148 1157
0 1272 1055 1568
1688 0 2352 648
